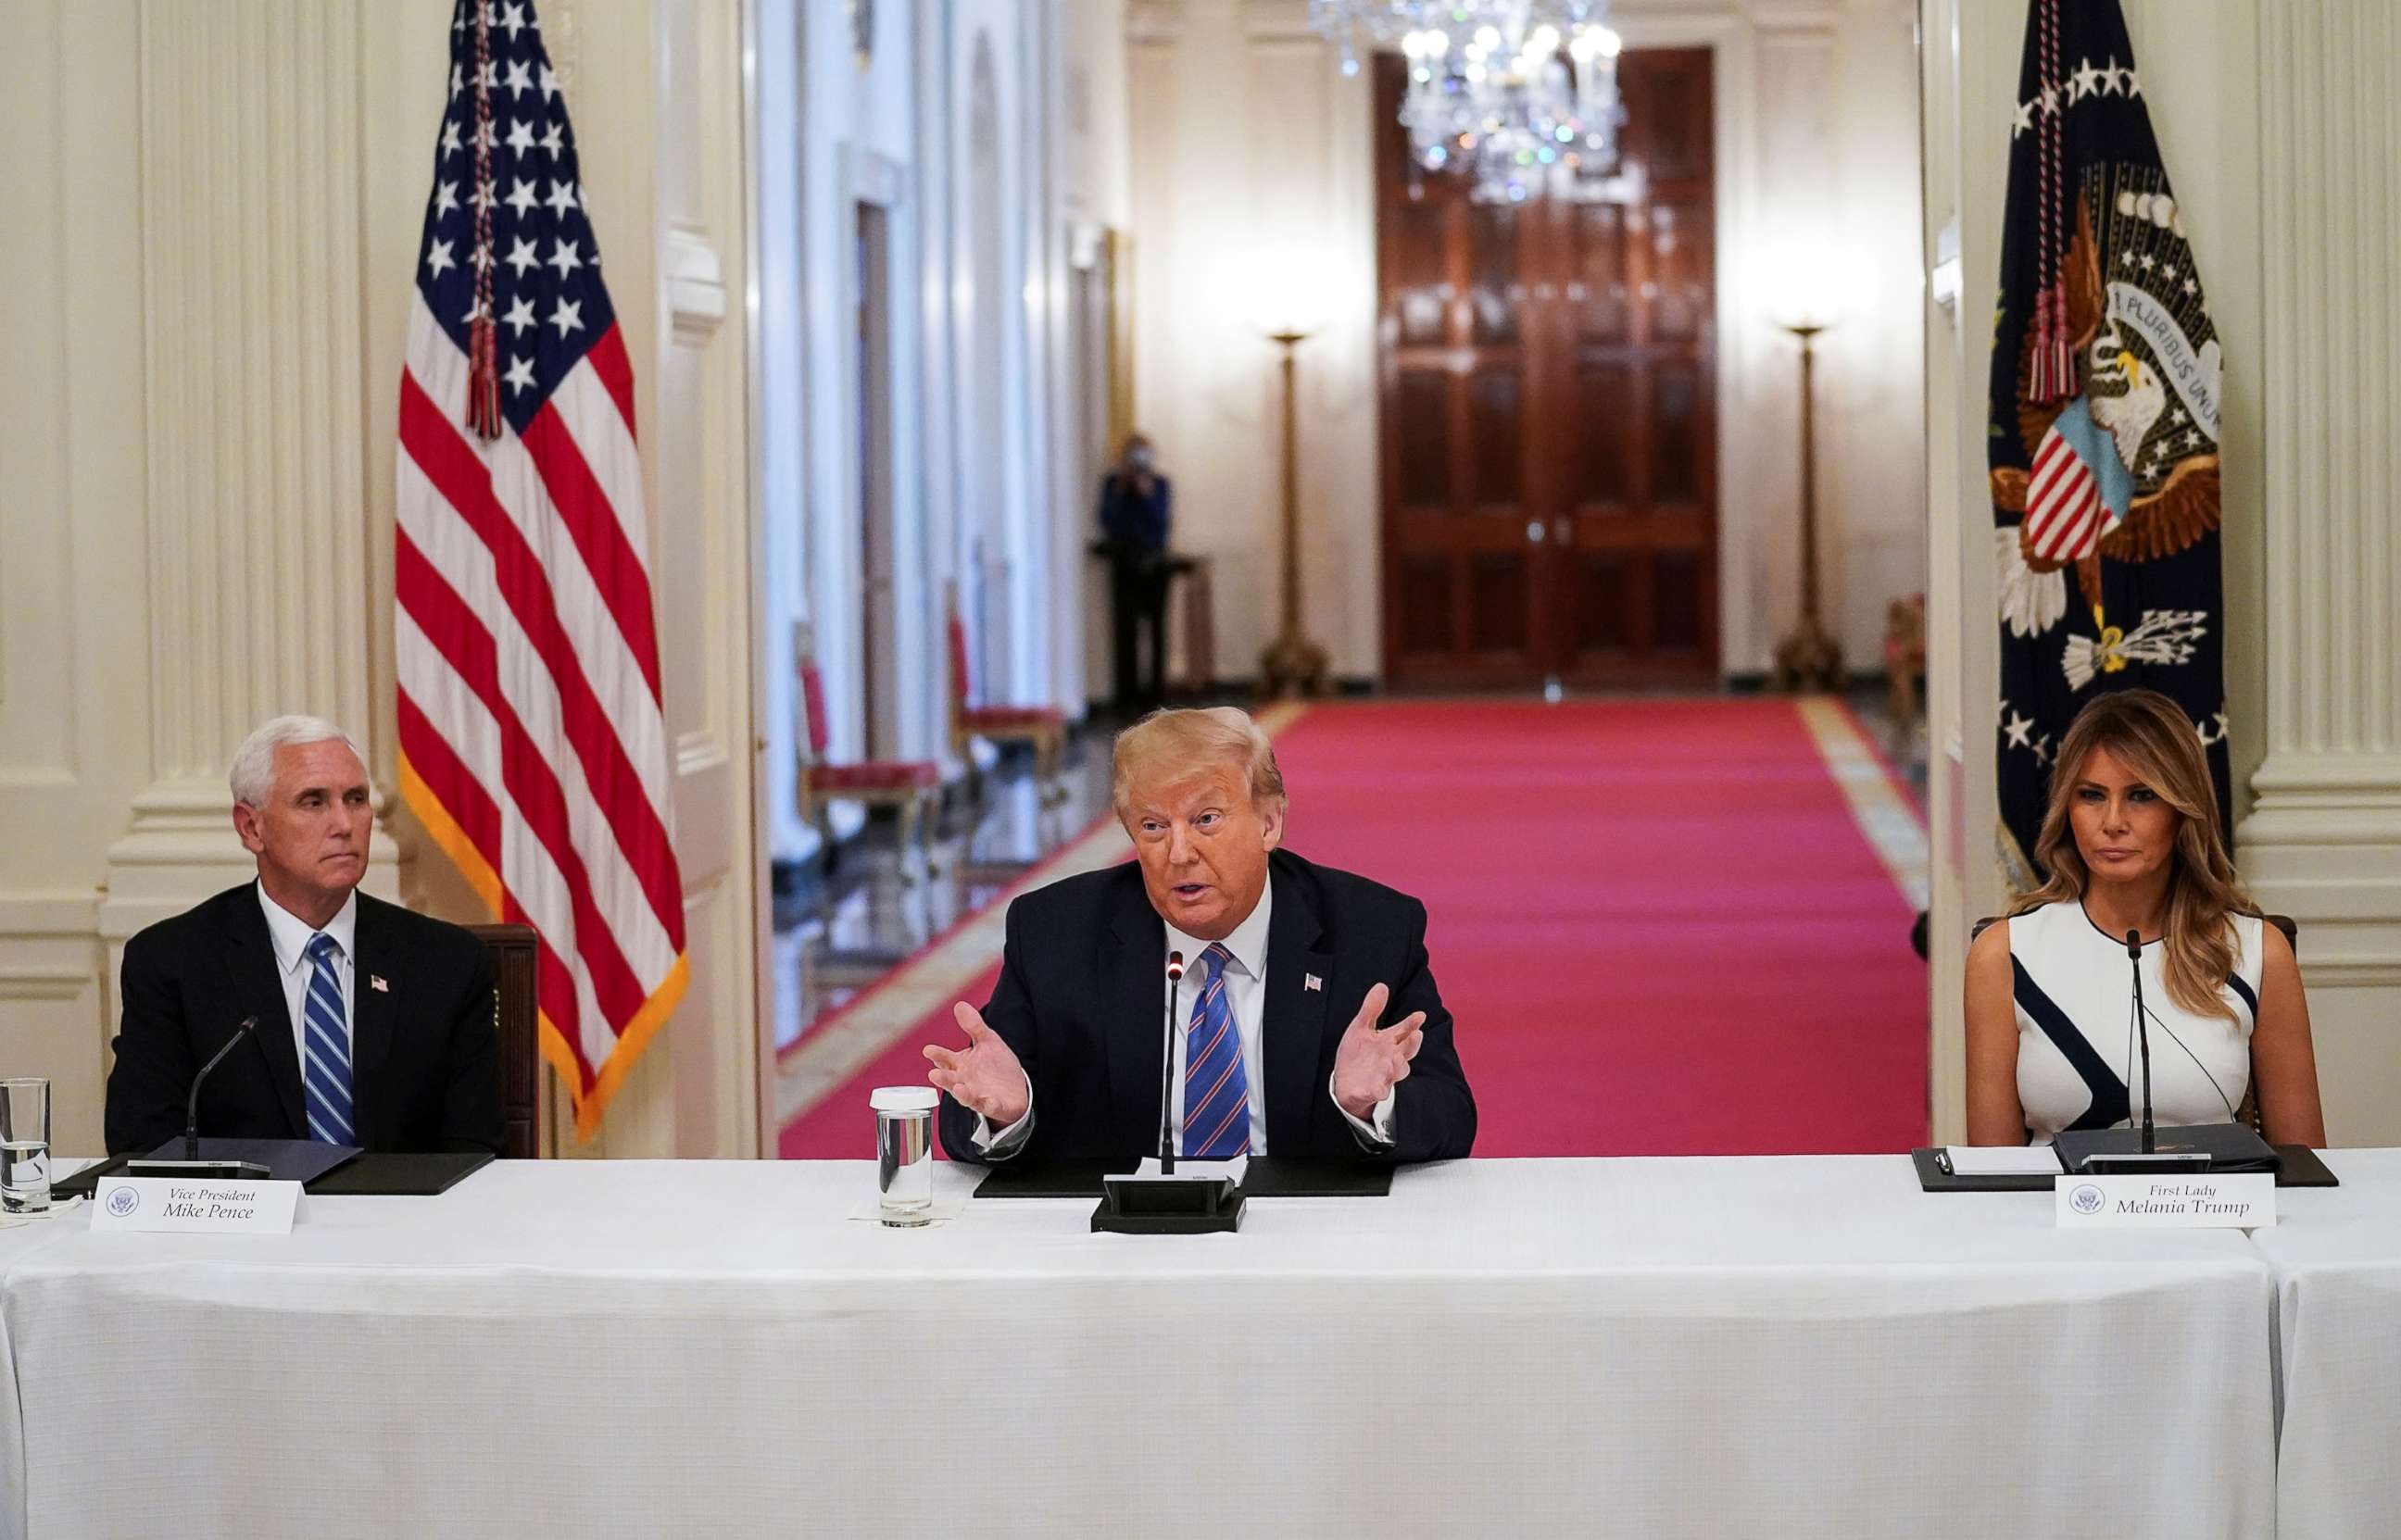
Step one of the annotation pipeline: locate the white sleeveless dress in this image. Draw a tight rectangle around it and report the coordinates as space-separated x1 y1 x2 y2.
2008 901 2262 1144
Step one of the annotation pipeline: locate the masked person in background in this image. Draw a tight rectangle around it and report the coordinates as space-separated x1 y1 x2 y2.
1097 431 1173 715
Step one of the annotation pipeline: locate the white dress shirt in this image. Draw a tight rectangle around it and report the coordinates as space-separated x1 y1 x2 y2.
975 881 1398 1156
256 882 358 1071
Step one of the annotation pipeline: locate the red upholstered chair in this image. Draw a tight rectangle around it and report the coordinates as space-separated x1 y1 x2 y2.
794 623 941 875
946 582 1065 800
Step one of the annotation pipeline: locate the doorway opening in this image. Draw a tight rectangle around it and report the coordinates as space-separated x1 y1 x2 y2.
1375 48 1719 690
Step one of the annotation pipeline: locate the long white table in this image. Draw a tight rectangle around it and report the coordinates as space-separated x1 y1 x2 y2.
0 1157 2282 1540
2253 1148 2401 1540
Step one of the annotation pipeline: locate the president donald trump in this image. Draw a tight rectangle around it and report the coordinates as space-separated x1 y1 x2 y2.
925 707 1475 1163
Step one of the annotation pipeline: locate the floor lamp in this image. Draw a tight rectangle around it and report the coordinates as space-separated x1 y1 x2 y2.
1259 328 1329 697
1772 321 1842 692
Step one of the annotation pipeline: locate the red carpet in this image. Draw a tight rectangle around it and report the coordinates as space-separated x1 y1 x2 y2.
781 697 1926 1158
1267 698 1926 1155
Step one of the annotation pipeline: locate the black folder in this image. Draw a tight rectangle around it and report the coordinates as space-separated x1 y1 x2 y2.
972 1158 1138 1197
138 1136 358 1185
305 1151 493 1196
1912 1144 2338 1192
56 1149 494 1199
974 1156 1393 1199
2053 1121 2280 1174
50 1155 130 1200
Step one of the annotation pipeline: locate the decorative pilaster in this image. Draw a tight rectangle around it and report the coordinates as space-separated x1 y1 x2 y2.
2235 0 2401 1140
99 1 378 942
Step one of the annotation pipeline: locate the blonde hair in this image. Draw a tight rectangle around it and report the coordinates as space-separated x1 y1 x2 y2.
1111 707 1285 817
2012 689 2253 1020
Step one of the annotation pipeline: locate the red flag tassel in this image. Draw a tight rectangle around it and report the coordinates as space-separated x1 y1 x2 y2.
469 312 502 440
2023 0 2075 406
2027 285 2076 404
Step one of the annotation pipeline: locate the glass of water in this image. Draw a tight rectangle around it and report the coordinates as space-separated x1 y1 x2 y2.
1 1077 50 1215
870 1085 938 1226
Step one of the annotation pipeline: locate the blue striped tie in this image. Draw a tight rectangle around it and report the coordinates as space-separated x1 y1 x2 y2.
1182 942 1251 1158
301 933 356 1146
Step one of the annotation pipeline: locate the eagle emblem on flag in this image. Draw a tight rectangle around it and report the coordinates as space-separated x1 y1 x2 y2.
1992 184 2224 635
1986 0 2232 878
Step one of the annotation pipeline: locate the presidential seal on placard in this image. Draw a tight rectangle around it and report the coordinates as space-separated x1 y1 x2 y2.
106 1184 141 1218
2070 1183 2106 1216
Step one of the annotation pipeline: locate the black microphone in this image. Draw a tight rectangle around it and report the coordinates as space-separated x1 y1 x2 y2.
1160 952 1184 1175
2126 932 2155 1155
186 1015 261 1160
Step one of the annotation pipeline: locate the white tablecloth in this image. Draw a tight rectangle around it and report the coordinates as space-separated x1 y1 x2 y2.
0 1157 2278 1540
2254 1148 2401 1540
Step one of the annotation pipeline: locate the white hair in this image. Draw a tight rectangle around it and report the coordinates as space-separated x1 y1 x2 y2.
230 716 368 808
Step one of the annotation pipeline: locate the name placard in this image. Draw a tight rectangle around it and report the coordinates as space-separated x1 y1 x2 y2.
90 1177 301 1235
2055 1172 2275 1230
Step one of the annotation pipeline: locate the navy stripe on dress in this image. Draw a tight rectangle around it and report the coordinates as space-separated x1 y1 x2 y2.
2013 956 2131 1132
2225 971 2259 1025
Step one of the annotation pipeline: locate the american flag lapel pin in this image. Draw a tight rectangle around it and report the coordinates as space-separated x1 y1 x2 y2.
1304 972 1322 992
370 975 390 993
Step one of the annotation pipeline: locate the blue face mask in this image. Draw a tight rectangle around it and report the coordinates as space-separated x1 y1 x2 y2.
1126 448 1155 473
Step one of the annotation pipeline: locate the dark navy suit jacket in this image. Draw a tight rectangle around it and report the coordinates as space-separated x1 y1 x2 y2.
938 848 1476 1165
105 883 503 1156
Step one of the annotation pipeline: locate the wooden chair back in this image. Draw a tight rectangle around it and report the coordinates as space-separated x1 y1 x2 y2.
466 922 541 1158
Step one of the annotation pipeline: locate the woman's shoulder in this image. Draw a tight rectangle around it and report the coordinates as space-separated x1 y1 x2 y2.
1998 900 2067 948
2226 908 2270 981
1970 902 2059 972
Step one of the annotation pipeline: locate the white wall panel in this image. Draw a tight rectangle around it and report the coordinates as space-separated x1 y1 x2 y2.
1 0 762 1159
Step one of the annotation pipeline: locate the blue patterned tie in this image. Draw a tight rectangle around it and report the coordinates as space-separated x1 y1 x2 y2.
301 933 356 1145
1182 942 1251 1158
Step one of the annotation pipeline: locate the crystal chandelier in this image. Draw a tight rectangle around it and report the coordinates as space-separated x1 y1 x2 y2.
1308 1 1625 203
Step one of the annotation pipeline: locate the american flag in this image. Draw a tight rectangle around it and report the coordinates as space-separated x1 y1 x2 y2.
396 0 685 1140
2022 414 2116 563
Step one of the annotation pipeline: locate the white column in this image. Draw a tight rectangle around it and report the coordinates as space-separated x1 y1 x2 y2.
98 0 380 945
2235 0 2401 1145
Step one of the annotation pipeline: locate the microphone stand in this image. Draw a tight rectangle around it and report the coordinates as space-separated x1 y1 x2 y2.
126 1016 273 1180
1090 945 1244 1233
2127 930 2156 1155
188 1015 261 1160
2051 921 2277 1175
1159 952 1182 1176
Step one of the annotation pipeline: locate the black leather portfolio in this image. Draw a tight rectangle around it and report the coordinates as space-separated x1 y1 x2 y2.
136 1136 358 1185
305 1151 494 1196
2053 1122 2281 1174
1912 1144 2337 1192
975 1157 1396 1200
58 1148 493 1198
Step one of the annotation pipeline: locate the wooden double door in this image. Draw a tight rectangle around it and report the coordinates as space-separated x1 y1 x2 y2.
1376 48 1718 689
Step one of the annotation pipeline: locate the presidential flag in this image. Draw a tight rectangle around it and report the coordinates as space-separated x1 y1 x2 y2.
396 0 686 1139
1988 0 2230 883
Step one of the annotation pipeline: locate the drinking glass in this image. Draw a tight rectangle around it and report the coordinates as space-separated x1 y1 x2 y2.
0 1077 52 1215
871 1086 938 1226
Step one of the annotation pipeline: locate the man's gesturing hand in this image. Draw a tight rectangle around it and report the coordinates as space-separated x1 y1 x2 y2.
1330 982 1425 1121
924 1002 1030 1126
